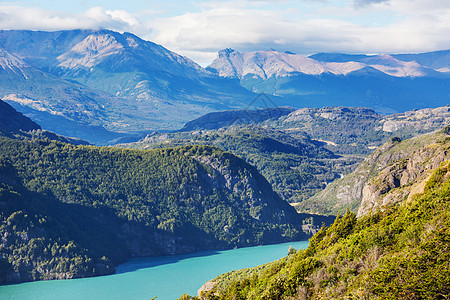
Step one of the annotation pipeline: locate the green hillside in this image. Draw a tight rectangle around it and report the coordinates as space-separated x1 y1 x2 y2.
184 160 450 300
122 126 360 204
0 137 331 284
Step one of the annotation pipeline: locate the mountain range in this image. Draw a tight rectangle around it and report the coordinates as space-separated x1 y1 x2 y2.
208 48 450 114
208 48 450 79
190 128 450 300
0 29 255 144
0 29 449 144
0 102 339 283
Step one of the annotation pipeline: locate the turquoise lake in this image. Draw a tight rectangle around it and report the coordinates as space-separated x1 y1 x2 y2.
0 240 308 300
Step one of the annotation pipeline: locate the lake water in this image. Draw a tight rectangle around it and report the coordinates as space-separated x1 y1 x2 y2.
0 240 308 300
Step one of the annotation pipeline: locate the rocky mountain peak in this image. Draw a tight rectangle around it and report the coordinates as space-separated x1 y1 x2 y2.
208 48 450 79
57 32 124 69
218 48 238 56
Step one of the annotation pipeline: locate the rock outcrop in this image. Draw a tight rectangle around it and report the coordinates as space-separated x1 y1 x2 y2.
303 127 450 216
357 132 450 216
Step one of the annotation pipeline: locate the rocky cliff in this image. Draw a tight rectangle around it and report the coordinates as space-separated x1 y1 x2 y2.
301 127 450 216
357 128 450 216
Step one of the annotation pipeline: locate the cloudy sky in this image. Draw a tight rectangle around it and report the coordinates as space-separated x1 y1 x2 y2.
1 0 449 65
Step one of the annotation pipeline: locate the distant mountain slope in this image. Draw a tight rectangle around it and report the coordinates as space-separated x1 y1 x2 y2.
209 49 448 79
0 47 143 144
182 106 450 156
0 30 255 144
123 105 450 210
0 138 331 284
267 106 384 154
121 126 361 205
1 29 448 143
180 107 295 131
0 47 115 125
266 105 450 155
208 49 450 114
0 97 40 134
310 49 450 73
0 99 88 145
392 50 450 73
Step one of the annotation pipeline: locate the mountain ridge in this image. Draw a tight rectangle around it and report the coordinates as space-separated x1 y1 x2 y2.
183 127 450 300
208 48 450 79
0 99 89 145
1 29 449 144
0 29 256 144
207 48 450 114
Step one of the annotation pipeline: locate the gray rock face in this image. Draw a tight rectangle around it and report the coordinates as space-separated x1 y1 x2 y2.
304 128 450 216
357 139 450 216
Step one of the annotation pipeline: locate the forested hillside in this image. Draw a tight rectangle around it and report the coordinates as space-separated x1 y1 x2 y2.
121 126 360 204
125 106 450 214
0 137 332 283
183 140 450 299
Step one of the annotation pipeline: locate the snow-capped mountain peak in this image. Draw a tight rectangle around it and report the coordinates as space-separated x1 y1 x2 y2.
209 49 329 79
208 49 449 79
57 32 124 69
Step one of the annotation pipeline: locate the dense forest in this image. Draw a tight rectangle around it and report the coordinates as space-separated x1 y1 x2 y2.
182 160 450 299
123 126 361 204
0 137 333 283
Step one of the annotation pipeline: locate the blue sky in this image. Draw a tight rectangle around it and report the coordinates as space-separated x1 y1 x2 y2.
1 0 449 65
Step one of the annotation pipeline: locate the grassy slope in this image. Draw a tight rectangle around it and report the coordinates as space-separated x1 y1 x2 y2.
185 161 450 299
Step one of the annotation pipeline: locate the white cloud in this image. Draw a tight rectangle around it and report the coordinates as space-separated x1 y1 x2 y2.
146 0 450 65
0 0 448 66
0 4 142 32
353 0 389 8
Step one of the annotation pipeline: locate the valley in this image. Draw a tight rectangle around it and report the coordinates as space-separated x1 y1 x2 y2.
0 29 449 145
182 127 450 299
121 105 450 213
0 26 449 300
0 100 333 283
